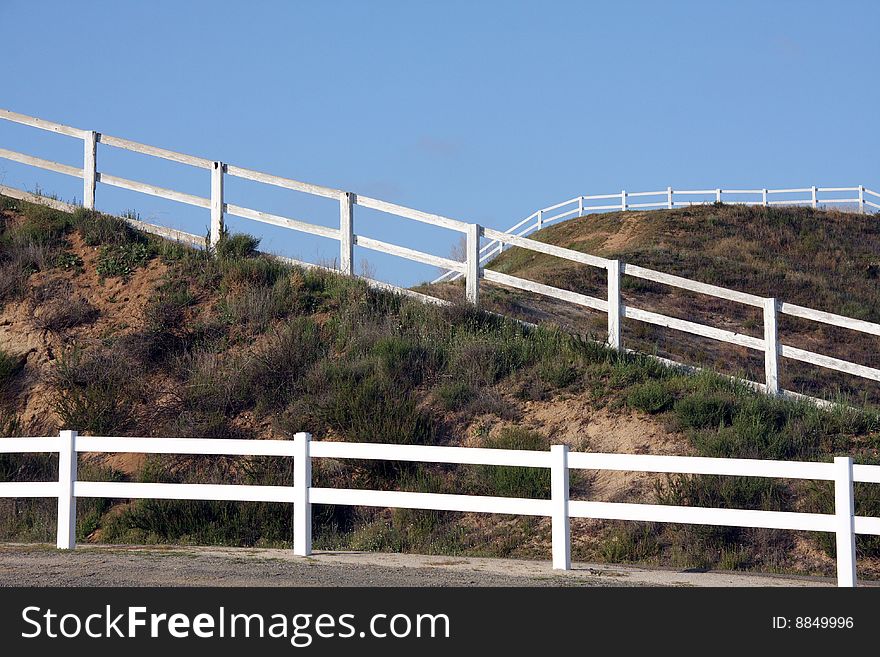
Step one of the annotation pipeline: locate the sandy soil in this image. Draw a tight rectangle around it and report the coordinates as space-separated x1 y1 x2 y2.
0 543 855 588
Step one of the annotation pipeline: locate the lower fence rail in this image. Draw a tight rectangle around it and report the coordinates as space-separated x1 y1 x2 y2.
1 430 878 587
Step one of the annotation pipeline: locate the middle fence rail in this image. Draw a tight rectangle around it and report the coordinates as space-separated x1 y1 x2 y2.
2 109 880 408
1 431 879 586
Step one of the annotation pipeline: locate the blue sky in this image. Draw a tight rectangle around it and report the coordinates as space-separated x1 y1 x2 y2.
1 1 877 286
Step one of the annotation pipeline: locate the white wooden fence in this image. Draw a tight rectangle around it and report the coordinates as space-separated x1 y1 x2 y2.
2 109 880 408
1 431 878 586
434 185 880 283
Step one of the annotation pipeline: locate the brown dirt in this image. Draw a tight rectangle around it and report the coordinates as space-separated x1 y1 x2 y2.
0 217 168 430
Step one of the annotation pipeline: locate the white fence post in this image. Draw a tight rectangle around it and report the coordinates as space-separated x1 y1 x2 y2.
621 190 627 212
833 456 857 587
339 191 354 275
667 186 673 209
551 444 571 570
210 161 225 248
762 188 768 207
858 185 865 214
294 432 312 556
607 259 622 350
56 430 77 550
536 209 544 230
466 223 482 306
83 131 97 210
763 297 779 395
578 196 584 216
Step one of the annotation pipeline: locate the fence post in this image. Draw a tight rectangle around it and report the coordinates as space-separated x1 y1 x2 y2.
83 131 97 210
667 186 673 209
621 190 627 212
56 430 77 550
811 185 818 209
858 185 865 214
715 188 722 204
762 188 768 207
578 196 584 216
833 456 857 587
466 223 482 306
536 209 544 230
339 191 354 275
293 432 312 556
763 297 779 396
607 260 622 350
551 444 571 570
210 161 225 248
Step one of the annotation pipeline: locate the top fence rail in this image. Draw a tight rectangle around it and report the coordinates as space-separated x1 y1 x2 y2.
1 108 879 409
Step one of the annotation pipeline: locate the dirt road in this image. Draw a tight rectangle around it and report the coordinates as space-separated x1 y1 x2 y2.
0 543 848 587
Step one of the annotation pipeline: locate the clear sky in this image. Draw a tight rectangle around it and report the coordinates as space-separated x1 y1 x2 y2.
1 1 878 286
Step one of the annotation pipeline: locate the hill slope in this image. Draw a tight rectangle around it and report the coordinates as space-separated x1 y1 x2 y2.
422 204 880 404
1 194 879 578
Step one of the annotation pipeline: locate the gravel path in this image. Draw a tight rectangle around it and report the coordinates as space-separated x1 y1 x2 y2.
0 543 841 587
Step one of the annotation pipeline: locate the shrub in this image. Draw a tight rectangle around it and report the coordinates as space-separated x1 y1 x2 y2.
475 428 550 499
627 380 674 414
243 318 326 413
216 233 260 260
31 281 98 331
437 380 473 411
675 391 736 429
313 360 436 447
75 210 142 247
220 276 295 330
51 347 140 434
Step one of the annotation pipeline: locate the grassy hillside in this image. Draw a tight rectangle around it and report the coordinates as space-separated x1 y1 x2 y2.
421 204 880 406
1 194 879 578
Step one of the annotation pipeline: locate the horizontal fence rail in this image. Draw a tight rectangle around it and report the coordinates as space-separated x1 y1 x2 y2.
1 431 879 586
2 109 879 408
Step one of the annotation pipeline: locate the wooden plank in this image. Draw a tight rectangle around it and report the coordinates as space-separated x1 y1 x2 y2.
75 481 297 503
354 234 465 272
543 208 580 224
623 306 765 349
853 464 880 484
97 172 210 208
97 133 213 169
310 441 553 467
854 516 880 536
0 437 60 453
355 195 470 232
482 227 609 268
483 269 609 312
0 147 83 178
622 263 764 306
310 488 552 517
0 108 87 139
76 436 298 457
569 500 834 532
541 197 580 213
779 302 880 336
0 184 78 212
224 163 342 199
568 452 834 480
864 188 880 199
0 482 59 498
225 203 340 240
779 344 880 382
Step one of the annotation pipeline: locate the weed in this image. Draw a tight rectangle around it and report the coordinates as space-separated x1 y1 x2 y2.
96 242 153 280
